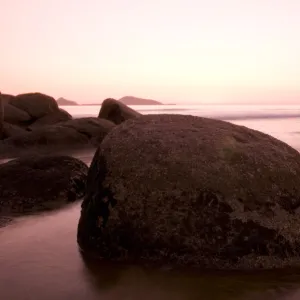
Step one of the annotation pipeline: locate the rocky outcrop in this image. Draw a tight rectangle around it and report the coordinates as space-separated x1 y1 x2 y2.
0 117 115 158
98 98 141 125
0 155 88 215
28 109 72 130
0 93 4 139
78 114 300 270
59 117 115 144
4 103 31 125
3 122 26 139
10 93 59 118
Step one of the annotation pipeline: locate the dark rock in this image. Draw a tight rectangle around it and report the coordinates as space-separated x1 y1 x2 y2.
98 98 141 125
2 122 26 139
0 93 15 104
78 114 300 270
28 109 72 130
59 117 115 144
4 103 32 125
0 93 4 140
0 155 88 214
10 93 59 118
0 117 115 158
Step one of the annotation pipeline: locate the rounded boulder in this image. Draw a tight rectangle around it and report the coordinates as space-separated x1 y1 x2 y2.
98 98 141 125
77 114 300 270
0 155 88 214
10 93 59 118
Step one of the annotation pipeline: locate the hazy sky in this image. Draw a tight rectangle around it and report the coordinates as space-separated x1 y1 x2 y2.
1 0 300 104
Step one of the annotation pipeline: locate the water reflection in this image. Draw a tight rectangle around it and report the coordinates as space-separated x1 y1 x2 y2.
1 203 300 300
80 250 300 300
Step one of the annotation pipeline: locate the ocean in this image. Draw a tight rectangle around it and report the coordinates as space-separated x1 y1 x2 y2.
1 104 300 300
66 104 300 151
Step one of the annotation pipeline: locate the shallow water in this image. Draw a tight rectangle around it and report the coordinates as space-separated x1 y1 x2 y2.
2 203 300 300
1 105 300 299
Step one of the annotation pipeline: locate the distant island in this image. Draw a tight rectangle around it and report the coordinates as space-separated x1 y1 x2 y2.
118 96 162 105
57 95 165 106
57 97 78 106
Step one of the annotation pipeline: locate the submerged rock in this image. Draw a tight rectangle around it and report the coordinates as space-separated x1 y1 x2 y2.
98 98 141 125
0 155 88 214
78 114 300 270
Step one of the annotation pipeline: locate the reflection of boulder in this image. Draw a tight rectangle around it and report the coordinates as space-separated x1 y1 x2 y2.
28 109 72 130
78 114 300 270
0 117 115 158
80 253 126 292
98 98 141 125
0 155 88 214
10 92 59 118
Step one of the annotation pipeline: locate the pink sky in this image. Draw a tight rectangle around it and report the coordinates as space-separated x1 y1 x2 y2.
1 0 300 104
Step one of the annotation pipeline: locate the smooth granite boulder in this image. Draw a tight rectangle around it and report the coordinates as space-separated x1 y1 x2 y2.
98 98 141 125
4 103 32 125
0 117 115 158
0 155 88 214
28 108 72 130
10 93 59 118
78 114 300 270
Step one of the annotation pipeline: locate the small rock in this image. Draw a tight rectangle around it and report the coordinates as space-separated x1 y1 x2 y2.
98 98 141 125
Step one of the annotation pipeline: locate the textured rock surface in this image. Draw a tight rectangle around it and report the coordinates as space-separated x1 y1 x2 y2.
28 108 72 129
0 117 115 158
59 117 115 144
3 122 26 139
4 103 31 125
78 114 300 270
0 155 88 214
98 98 141 125
10 93 59 118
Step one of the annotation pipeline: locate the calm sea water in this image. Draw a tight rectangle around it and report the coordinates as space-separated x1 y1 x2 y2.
1 104 300 300
66 104 300 150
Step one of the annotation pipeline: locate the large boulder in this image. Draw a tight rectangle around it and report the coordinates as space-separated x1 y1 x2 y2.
2 122 26 139
98 98 141 125
0 117 115 158
0 93 4 140
10 93 59 118
4 103 32 125
0 93 14 104
0 155 88 214
78 114 300 270
59 117 115 144
28 108 72 130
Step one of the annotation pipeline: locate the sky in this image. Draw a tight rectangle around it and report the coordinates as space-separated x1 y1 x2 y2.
1 0 300 104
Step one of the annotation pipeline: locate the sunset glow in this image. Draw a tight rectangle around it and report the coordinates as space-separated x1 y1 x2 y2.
1 0 300 103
